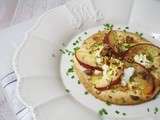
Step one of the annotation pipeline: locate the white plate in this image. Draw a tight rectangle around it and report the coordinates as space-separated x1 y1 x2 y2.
60 24 160 119
13 3 160 120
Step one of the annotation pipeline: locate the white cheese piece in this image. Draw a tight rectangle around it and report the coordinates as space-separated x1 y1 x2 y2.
95 47 103 64
102 64 110 85
101 58 124 85
121 67 135 86
134 54 151 68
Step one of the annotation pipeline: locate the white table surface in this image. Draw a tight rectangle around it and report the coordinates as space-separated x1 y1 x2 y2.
0 0 160 120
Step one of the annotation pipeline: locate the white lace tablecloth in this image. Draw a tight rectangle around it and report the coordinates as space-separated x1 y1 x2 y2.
0 0 160 120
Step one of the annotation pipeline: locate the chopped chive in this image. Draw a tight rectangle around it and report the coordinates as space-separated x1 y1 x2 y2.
106 101 112 106
78 36 82 40
67 66 74 73
62 42 66 46
78 80 81 84
71 75 75 79
59 49 65 54
102 108 108 115
98 110 103 116
73 42 76 45
123 29 127 32
103 23 110 27
84 91 88 95
110 24 114 28
115 110 120 114
139 33 143 37
76 40 79 43
98 108 108 116
65 89 70 93
125 26 129 29
122 113 126 116
65 49 69 52
74 47 80 52
70 59 74 63
154 107 158 114
84 32 88 35
135 32 143 37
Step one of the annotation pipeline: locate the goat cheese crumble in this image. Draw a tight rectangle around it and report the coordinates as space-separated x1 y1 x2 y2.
134 54 151 68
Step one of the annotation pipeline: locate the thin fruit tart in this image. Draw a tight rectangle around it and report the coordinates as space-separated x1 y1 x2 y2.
74 30 160 105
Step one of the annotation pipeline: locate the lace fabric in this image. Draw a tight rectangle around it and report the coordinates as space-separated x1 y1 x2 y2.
65 0 104 29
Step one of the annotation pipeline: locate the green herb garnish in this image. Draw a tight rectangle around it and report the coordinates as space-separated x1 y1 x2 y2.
67 66 74 73
98 108 108 116
106 101 112 106
125 26 129 29
74 47 80 52
84 91 88 95
123 29 127 32
135 32 143 37
59 49 65 54
122 113 126 116
78 80 81 84
84 32 88 35
103 23 113 30
70 59 74 63
115 110 120 114
73 42 76 45
65 89 70 93
71 75 75 79
154 107 158 114
78 36 82 41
